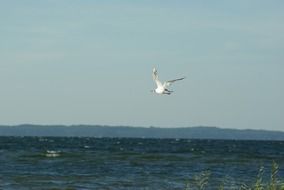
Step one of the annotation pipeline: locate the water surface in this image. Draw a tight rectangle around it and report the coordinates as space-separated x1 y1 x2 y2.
0 137 283 189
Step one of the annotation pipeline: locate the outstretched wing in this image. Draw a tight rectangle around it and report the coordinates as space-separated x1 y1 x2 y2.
164 77 185 87
152 68 163 87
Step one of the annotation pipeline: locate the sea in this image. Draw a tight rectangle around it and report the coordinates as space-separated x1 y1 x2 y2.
0 137 283 190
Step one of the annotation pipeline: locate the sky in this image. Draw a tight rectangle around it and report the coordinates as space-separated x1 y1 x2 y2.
0 1 283 131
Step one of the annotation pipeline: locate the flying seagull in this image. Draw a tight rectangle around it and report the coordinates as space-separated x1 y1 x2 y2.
152 68 185 95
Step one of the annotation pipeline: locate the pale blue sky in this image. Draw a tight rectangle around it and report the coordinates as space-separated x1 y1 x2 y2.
0 1 283 130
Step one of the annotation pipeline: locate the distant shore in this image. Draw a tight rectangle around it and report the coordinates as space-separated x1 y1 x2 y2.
1 125 284 140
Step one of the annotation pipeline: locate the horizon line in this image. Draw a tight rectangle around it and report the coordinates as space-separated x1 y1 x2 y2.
0 124 283 133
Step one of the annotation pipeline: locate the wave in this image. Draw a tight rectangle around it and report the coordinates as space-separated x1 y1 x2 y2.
45 150 61 158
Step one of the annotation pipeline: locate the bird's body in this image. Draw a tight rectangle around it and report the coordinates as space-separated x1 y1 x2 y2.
152 68 185 95
155 86 166 94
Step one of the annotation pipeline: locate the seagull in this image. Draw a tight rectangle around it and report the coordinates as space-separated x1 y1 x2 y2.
152 68 185 95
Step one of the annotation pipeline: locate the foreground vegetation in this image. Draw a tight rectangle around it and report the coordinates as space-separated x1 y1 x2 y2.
185 161 284 190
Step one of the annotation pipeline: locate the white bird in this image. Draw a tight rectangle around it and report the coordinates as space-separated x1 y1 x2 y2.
152 68 185 95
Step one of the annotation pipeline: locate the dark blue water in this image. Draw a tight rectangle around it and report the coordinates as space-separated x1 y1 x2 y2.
0 137 283 189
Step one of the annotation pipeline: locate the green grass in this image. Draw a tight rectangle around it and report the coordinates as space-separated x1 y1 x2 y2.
185 161 284 190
